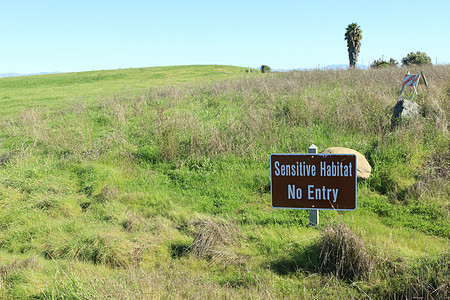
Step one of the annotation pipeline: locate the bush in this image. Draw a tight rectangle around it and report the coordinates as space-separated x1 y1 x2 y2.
260 65 271 73
401 51 432 66
370 58 398 69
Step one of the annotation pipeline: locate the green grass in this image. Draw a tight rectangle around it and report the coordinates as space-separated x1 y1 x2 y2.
0 65 449 299
0 65 254 118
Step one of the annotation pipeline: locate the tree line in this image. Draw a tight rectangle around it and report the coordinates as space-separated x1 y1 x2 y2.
344 22 432 69
260 23 433 73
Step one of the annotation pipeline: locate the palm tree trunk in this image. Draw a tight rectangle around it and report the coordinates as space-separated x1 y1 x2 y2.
348 41 360 69
348 49 358 68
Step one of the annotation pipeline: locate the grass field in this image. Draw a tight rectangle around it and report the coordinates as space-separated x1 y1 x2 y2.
0 65 254 118
0 65 449 299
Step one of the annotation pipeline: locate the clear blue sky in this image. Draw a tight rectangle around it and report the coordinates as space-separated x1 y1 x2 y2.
2 0 449 74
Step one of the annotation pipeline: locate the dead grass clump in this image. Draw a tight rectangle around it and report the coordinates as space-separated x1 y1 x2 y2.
186 219 245 264
95 186 120 203
17 108 49 147
377 252 449 299
0 256 39 282
416 148 450 200
403 253 449 300
0 151 16 166
121 211 152 233
319 222 372 280
44 233 133 268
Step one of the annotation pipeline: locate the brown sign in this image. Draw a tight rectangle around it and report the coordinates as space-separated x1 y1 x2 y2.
271 154 357 210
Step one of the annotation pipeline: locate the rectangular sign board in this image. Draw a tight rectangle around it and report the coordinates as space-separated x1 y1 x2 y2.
271 154 357 210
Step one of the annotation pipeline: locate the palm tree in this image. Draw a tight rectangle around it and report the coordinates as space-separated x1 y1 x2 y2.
344 23 362 69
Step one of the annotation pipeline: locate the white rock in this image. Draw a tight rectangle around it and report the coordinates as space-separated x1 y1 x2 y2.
321 147 372 179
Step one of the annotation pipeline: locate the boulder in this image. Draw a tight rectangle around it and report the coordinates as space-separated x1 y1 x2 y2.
320 147 372 179
391 98 420 128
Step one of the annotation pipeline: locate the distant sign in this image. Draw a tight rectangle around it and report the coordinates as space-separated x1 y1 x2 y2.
398 71 428 100
402 74 420 87
271 154 357 210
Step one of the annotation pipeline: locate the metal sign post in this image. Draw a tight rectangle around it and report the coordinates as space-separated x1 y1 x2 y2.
308 145 319 226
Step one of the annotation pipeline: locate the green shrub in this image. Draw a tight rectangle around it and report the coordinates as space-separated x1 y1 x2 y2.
370 57 398 69
401 51 432 66
260 65 271 73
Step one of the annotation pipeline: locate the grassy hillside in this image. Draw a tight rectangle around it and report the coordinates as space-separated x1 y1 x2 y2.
0 65 253 118
0 65 449 299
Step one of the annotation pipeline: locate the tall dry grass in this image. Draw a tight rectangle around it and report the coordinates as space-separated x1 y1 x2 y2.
2 66 447 162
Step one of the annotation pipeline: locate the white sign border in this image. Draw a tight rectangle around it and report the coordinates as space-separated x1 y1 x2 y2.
270 153 358 211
